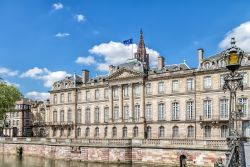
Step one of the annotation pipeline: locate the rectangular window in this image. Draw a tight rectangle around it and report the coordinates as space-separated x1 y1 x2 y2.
220 99 229 118
172 80 179 92
104 89 109 99
242 72 248 86
86 91 90 101
146 104 152 121
204 100 212 118
158 82 164 94
94 108 100 123
53 94 57 104
146 83 152 95
104 107 109 123
113 87 118 98
220 75 225 88
123 106 129 122
60 94 64 103
114 107 119 122
68 93 72 102
203 76 212 89
186 101 194 120
239 98 248 117
158 103 165 121
124 85 129 97
187 78 194 91
77 91 81 101
134 84 140 96
134 105 140 122
95 90 99 100
172 102 179 120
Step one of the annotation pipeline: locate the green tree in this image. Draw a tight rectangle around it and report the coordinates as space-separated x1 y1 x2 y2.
0 82 21 120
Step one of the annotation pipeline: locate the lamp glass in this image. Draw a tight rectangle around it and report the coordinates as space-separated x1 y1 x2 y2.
228 52 238 65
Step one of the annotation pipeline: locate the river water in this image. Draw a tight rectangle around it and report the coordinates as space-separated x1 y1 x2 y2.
0 154 165 167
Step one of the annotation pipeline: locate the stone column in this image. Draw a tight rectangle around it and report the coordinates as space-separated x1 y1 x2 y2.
119 85 123 122
140 82 145 122
129 83 134 122
109 86 113 123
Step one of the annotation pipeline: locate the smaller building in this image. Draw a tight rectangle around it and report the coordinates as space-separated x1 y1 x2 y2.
31 100 50 137
3 98 33 137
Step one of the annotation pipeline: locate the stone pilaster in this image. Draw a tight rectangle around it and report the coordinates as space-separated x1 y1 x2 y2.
129 83 134 122
119 85 123 122
109 86 113 123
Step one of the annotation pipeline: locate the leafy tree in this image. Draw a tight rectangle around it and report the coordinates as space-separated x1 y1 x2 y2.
0 82 21 120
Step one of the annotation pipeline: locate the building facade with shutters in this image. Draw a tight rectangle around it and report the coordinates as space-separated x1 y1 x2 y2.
47 31 250 141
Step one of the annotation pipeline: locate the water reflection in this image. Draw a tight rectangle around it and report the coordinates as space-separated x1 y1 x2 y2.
0 154 165 167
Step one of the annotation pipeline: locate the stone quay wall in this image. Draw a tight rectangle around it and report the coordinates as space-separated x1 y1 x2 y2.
0 137 228 167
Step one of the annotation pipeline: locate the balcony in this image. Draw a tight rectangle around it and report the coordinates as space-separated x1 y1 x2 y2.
199 115 229 125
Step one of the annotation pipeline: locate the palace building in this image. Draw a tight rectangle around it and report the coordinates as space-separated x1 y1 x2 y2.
45 31 250 140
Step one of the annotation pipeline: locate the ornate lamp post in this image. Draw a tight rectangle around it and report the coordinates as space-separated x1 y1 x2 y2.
223 38 244 167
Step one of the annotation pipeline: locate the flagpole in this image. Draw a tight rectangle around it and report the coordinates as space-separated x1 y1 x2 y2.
132 42 133 59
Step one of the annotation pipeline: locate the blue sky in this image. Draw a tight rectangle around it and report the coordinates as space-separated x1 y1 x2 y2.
1 0 250 100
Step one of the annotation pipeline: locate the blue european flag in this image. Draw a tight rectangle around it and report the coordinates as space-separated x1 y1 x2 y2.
123 38 133 45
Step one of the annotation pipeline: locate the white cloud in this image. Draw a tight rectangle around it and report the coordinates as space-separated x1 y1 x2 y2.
219 21 250 52
25 91 50 101
75 14 86 22
55 33 70 38
96 63 109 72
89 42 160 72
0 67 19 76
20 67 70 88
52 3 63 10
75 56 96 65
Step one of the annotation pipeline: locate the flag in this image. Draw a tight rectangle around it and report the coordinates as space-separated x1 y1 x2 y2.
123 38 133 45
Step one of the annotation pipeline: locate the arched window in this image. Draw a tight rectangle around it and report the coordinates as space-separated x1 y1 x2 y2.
60 128 64 137
95 127 99 138
159 126 165 138
147 126 152 139
221 125 228 138
204 125 211 138
133 126 139 137
112 127 117 138
172 126 179 138
85 108 90 124
53 110 57 123
77 128 81 137
85 127 90 138
77 109 81 123
187 126 194 138
60 110 64 122
94 107 100 123
122 127 127 138
104 127 108 138
67 109 72 123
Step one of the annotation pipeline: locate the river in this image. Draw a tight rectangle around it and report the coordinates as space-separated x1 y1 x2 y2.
0 154 165 167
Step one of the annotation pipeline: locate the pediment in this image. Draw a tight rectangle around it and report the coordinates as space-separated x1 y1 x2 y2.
108 68 144 81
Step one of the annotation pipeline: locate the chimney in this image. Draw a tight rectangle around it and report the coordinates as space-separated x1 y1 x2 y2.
198 48 204 64
82 70 89 83
157 56 165 70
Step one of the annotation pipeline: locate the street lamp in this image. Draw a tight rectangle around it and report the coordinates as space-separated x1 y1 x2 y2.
223 37 244 167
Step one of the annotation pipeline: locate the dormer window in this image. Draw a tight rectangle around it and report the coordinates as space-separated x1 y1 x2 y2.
204 62 211 70
218 60 226 68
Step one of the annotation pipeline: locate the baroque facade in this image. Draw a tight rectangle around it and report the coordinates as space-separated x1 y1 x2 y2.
46 31 250 140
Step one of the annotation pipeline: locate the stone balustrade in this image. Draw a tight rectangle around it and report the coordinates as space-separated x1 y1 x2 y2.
0 137 228 150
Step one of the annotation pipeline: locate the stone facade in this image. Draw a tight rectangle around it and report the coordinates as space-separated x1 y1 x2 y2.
2 98 33 137
45 31 250 143
0 138 228 166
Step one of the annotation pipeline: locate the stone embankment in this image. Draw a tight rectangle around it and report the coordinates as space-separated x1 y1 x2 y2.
0 137 228 166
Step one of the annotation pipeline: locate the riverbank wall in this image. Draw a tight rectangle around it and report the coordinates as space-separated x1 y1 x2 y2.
0 137 228 167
